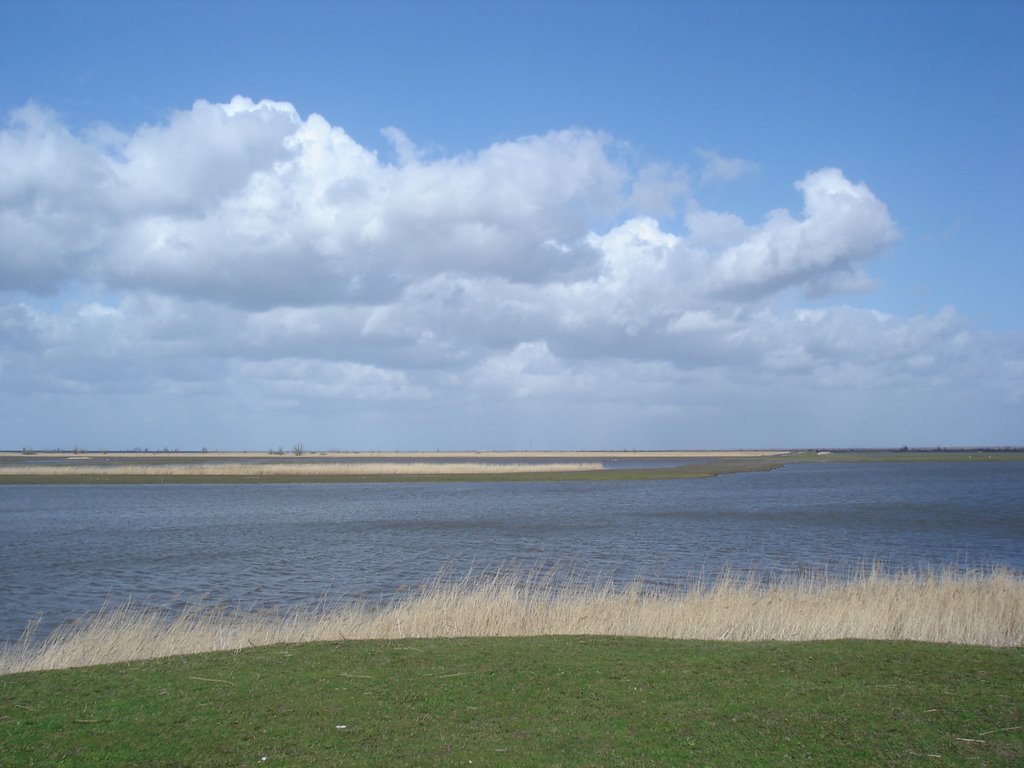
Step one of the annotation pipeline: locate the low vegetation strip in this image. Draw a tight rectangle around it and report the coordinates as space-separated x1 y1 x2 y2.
2 449 1018 484
0 459 785 483
5 449 792 459
0 460 605 477
785 449 1024 463
1 636 1020 766
3 567 1021 675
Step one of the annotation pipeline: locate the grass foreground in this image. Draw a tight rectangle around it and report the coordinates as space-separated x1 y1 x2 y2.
1 636 1021 767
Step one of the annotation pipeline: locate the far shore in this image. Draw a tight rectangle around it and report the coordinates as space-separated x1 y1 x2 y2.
1 449 791 460
0 457 787 484
0 448 1020 484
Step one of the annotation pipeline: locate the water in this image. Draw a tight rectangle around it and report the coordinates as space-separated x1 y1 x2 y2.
1 460 1022 643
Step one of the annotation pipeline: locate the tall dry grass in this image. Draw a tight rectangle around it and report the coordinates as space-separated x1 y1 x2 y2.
0 461 603 478
6 450 789 460
3 565 1021 674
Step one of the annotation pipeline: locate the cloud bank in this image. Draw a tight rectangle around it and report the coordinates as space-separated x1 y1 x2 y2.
1 97 1018 448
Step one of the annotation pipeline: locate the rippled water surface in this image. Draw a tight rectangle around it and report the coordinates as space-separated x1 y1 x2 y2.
1 460 1022 642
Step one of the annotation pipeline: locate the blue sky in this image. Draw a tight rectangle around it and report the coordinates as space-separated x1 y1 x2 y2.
1 0 1021 449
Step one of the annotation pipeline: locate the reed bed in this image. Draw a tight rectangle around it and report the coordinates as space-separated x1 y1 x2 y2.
0 461 603 477
3 566 1021 674
4 450 788 459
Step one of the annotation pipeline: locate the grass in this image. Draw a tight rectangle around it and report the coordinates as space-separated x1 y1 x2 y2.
3 568 1021 765
4 566 1021 675
786 450 1024 463
1 636 1021 767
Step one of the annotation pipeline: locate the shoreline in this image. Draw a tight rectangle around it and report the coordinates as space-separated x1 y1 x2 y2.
1 448 1021 484
1 448 790 461
0 459 786 484
3 566 1021 674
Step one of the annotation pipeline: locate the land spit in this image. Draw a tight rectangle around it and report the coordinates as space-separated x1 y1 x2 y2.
0 461 606 478
0 453 792 483
3 450 791 460
3 566 1021 674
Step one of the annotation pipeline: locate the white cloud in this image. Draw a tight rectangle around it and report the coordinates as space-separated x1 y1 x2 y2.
695 148 757 185
1 98 625 305
234 358 429 401
706 168 898 298
381 126 422 166
0 104 114 291
627 162 689 216
1 97 1018 448
467 341 575 399
112 96 300 213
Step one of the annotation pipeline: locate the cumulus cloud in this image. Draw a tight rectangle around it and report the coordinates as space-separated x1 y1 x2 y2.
626 162 689 216
703 168 898 298
1 97 624 305
1 96 1017 447
0 104 115 291
695 147 757 185
233 358 429 401
0 99 891 310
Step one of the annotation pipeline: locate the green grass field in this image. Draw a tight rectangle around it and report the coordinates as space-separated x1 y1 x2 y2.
2 637 1021 767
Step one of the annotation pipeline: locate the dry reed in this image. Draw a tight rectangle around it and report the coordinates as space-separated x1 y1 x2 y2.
3 565 1021 674
0 461 603 477
5 450 789 460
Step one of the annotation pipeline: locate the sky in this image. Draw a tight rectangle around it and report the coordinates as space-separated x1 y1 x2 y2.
1 0 1021 451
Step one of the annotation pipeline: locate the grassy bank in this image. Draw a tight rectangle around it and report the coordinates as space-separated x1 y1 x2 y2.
4 567 1021 675
1 636 1020 766
786 450 1024 463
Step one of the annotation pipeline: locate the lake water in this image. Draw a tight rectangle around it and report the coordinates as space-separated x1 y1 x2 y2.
1 460 1022 643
